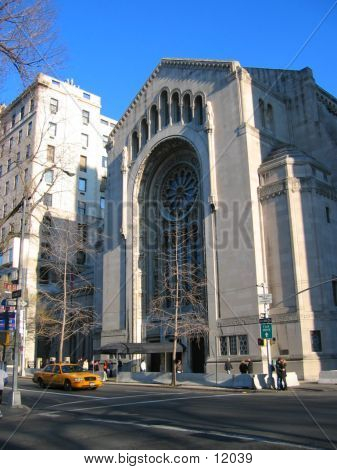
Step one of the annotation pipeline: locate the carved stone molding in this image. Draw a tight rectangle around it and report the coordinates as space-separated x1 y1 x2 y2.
258 180 287 201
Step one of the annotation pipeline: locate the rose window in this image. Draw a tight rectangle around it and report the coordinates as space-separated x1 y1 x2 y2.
161 166 198 219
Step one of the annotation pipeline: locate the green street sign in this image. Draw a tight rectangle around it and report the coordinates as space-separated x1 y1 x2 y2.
260 322 273 339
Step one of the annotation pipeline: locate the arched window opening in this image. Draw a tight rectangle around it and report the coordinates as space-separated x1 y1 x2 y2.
141 118 149 148
160 90 169 128
182 94 192 123
266 104 274 132
259 99 265 128
194 95 204 125
132 131 139 160
150 105 159 137
171 92 181 124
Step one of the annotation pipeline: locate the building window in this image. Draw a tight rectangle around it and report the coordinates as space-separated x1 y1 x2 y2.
50 98 58 114
100 196 105 209
7 159 12 172
81 133 88 148
20 106 25 120
3 203 8 217
47 145 55 162
45 169 54 184
332 279 337 306
83 92 90 100
141 119 149 148
12 114 16 128
26 144 31 159
14 174 18 189
78 177 87 192
266 104 274 131
228 336 237 355
219 337 228 356
5 181 9 195
310 330 322 352
30 99 35 112
0 165 2 177
9 137 14 151
49 122 57 137
76 250 86 265
43 193 52 207
80 155 87 172
102 135 108 146
16 152 20 162
82 110 89 125
27 121 33 136
238 335 249 355
131 131 139 160
18 129 22 143
78 223 87 243
100 176 107 192
78 200 86 216
100 119 108 126
194 95 204 125
160 90 169 128
150 105 159 136
182 94 192 123
24 168 28 181
102 156 108 168
326 207 331 223
39 266 49 284
171 92 181 123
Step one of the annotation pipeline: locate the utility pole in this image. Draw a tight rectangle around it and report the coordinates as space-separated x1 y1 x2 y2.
11 197 27 407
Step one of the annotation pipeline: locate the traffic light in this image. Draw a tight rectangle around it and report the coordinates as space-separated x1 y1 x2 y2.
258 338 266 347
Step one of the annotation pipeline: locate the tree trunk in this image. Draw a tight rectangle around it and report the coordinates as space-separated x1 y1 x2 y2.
171 221 179 387
59 243 68 362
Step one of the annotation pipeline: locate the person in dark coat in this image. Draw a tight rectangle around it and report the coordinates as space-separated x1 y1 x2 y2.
246 359 253 374
276 357 287 390
239 361 248 374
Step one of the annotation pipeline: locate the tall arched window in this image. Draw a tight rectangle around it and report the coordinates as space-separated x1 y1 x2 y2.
194 95 204 125
266 104 274 132
182 94 192 123
132 131 139 160
150 105 159 137
141 118 149 148
171 92 181 124
160 90 169 128
259 99 265 128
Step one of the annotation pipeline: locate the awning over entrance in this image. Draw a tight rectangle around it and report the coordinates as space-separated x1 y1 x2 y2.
98 342 184 355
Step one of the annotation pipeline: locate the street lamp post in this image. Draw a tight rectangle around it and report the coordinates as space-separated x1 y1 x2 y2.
257 283 273 388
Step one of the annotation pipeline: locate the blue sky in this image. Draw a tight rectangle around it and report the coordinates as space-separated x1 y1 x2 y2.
1 0 337 120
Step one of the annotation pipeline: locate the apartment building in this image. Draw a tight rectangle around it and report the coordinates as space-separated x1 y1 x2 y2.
0 74 115 366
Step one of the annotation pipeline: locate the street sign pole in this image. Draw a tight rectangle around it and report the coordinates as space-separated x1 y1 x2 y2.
258 283 273 388
11 198 26 407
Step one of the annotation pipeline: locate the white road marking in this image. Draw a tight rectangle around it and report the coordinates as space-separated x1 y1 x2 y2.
47 391 189 408
80 416 317 450
68 392 242 413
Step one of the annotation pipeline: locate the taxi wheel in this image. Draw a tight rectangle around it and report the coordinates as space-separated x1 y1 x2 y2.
64 379 72 391
38 378 45 389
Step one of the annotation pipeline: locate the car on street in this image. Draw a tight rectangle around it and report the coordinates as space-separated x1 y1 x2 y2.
32 363 103 391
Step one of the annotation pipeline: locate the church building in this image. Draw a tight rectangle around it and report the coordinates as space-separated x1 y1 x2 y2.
101 59 337 380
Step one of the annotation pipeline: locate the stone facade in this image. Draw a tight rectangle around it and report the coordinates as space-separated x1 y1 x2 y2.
102 59 337 380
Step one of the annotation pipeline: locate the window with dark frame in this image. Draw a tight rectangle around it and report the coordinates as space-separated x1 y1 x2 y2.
47 145 55 162
332 279 337 306
326 207 331 223
78 200 86 216
78 177 87 192
80 155 87 172
310 330 322 352
82 110 89 125
50 98 58 114
43 193 52 207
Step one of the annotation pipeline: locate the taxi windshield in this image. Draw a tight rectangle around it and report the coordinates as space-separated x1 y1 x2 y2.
61 365 83 373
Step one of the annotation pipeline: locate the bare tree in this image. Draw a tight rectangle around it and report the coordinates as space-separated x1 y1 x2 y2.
146 221 208 386
0 0 60 83
35 216 99 362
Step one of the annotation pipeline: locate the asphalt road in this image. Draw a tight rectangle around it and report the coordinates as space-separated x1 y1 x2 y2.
0 378 336 450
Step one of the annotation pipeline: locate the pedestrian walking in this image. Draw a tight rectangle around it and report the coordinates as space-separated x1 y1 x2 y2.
103 360 108 381
224 358 233 374
82 358 89 370
176 359 183 374
108 361 114 378
140 359 146 373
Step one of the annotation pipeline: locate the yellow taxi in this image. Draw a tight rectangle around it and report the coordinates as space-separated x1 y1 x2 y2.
33 363 103 391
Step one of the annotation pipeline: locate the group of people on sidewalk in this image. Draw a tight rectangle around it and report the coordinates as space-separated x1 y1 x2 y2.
224 356 288 390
